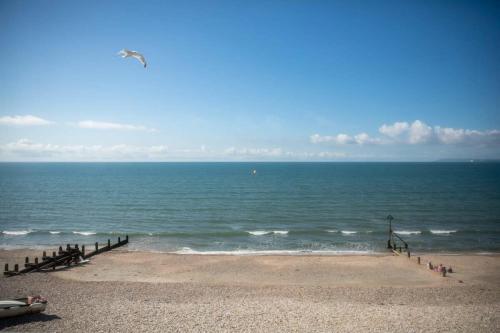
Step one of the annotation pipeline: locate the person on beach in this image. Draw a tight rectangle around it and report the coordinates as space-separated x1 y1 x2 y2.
27 295 46 304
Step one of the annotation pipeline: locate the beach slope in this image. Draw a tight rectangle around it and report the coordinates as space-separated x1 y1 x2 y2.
1 250 499 332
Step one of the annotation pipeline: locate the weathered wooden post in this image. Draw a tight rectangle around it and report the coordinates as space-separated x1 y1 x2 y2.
66 244 70 251
75 244 79 251
107 239 111 249
417 257 421 264
4 263 8 272
118 237 121 243
386 215 394 249
52 251 56 257
407 251 410 258
82 245 85 257
126 235 129 242
95 242 98 252
43 251 47 258
59 246 63 253
35 257 39 264
442 269 446 277
14 264 18 272
25 257 29 267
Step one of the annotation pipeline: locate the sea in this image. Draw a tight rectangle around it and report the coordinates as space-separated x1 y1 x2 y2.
1 162 499 254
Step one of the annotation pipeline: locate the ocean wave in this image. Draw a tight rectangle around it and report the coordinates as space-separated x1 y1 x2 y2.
171 247 375 256
49 231 61 235
394 230 421 235
247 231 270 236
247 230 289 236
430 230 457 235
341 231 357 235
72 231 97 236
2 230 32 236
326 230 339 233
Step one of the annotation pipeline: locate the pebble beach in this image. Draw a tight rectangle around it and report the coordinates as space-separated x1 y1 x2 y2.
1 249 499 332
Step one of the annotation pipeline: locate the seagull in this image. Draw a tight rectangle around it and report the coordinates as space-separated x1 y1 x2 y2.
118 49 147 68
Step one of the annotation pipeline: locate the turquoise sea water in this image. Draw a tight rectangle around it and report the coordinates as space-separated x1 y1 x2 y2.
0 162 499 254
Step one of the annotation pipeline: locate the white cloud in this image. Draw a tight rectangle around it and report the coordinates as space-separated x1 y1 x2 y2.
310 133 380 145
0 139 351 161
77 120 156 132
434 127 500 145
316 151 348 158
0 115 53 126
378 120 433 144
434 126 467 144
314 120 500 147
379 121 409 137
0 139 168 161
354 132 381 145
224 147 284 157
408 120 433 144
223 147 348 160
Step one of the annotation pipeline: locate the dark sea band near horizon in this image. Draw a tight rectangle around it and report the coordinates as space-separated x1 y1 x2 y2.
1 162 499 254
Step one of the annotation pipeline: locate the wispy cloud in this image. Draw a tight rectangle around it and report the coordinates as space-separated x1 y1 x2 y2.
76 120 156 132
310 133 380 145
312 120 500 146
224 147 285 157
223 147 347 160
0 139 349 161
379 120 500 145
0 139 167 161
0 115 53 126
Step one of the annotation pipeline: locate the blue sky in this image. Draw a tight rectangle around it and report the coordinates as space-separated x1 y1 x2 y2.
1 0 499 161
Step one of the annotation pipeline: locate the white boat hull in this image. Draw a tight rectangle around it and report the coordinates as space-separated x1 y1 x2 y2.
0 300 47 319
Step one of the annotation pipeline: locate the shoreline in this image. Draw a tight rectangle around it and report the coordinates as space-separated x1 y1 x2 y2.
1 245 499 256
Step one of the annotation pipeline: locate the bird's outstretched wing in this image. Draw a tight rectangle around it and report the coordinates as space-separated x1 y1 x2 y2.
132 53 147 68
118 49 147 67
118 49 130 58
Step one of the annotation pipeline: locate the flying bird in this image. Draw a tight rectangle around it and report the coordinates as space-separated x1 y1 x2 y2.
118 49 147 68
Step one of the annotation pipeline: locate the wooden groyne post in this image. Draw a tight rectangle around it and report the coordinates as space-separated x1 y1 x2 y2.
386 214 394 249
4 235 129 277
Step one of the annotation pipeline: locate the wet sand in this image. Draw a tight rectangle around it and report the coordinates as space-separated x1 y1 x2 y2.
1 249 499 332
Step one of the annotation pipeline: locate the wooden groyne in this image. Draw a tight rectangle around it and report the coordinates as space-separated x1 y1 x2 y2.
386 215 454 279
386 215 411 257
3 235 128 277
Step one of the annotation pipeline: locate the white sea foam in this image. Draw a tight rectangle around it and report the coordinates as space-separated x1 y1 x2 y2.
2 230 31 236
247 231 271 236
341 230 357 235
394 230 421 235
272 230 289 235
49 231 61 234
72 231 96 236
171 247 375 256
326 230 339 233
430 230 457 235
